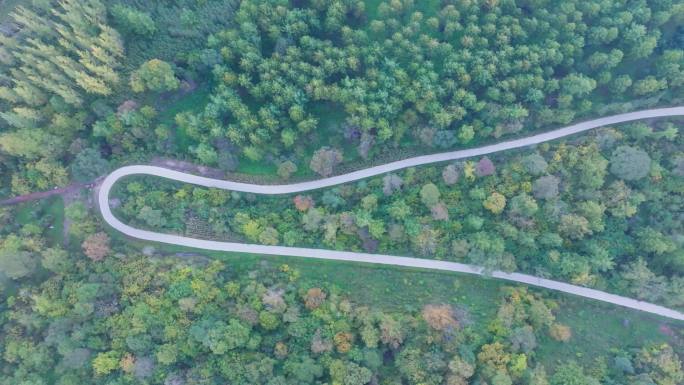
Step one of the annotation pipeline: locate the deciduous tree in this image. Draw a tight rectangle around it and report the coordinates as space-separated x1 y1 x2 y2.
130 59 179 93
609 146 651 181
82 232 111 261
309 147 343 177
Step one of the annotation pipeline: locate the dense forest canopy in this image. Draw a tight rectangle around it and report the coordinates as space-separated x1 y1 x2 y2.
0 0 683 384
1 0 684 194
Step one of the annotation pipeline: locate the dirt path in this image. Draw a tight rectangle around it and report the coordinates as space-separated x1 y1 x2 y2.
0 182 91 206
150 157 225 179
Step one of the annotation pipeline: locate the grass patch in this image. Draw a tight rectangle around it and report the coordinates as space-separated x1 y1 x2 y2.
236 157 278 175
44 196 64 246
537 295 675 366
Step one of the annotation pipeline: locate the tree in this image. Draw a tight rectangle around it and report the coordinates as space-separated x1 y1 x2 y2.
508 193 538 218
217 150 239 172
477 342 511 376
603 181 644 218
448 356 475 383
622 258 668 302
259 311 280 330
379 315 404 349
421 304 458 331
82 232 111 261
130 59 179 93
442 165 459 185
467 232 515 272
293 195 314 211
459 125 475 143
475 157 496 176
522 154 548 175
133 356 154 380
637 228 676 255
110 4 156 36
383 174 403 195
259 227 280 245
636 344 684 385
285 356 323 384
155 344 177 365
657 50 684 87
70 148 108 182
420 183 441 207
611 75 633 93
304 288 326 310
550 362 600 385
41 247 70 274
277 161 298 180
529 365 550 385
329 360 372 385
491 372 513 385
412 226 441 256
509 326 537 353
92 351 120 376
333 332 353 353
484 192 507 214
431 202 449 221
609 146 651 181
302 208 324 232
549 323 572 342
532 176 560 200
309 147 343 177
311 329 333 354
561 73 597 96
632 76 667 96
558 214 592 240
0 235 36 279
138 206 166 227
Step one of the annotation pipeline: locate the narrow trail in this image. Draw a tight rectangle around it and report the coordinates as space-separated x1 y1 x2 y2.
98 106 684 320
0 182 90 206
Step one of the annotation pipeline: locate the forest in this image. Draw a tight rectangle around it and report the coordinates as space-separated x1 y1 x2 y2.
1 0 684 194
0 0 683 384
1 197 683 385
115 118 684 310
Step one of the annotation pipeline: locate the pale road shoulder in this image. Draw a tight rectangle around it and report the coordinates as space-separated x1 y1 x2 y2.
98 106 684 321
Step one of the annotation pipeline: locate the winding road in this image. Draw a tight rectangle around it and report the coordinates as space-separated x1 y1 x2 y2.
99 107 684 321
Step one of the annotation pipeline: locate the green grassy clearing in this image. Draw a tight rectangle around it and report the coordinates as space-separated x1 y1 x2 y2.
235 157 278 175
106 228 682 369
44 196 64 246
538 296 676 366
